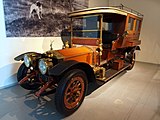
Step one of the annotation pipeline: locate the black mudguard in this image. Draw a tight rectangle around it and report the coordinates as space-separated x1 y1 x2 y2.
126 46 140 53
48 60 95 83
14 52 42 61
136 46 141 50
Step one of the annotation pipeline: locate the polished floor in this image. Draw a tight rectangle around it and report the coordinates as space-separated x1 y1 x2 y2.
0 62 160 120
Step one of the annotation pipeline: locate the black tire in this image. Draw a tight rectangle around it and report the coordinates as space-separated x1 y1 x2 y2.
17 63 40 90
127 52 135 70
55 69 88 116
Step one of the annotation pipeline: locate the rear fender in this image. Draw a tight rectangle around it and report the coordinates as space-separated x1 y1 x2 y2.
136 46 141 50
14 52 42 61
125 46 140 53
48 60 95 83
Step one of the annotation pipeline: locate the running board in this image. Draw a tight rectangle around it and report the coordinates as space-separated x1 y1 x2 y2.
97 64 130 82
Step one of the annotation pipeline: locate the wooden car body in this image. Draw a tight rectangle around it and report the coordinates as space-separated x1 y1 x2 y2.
15 5 143 115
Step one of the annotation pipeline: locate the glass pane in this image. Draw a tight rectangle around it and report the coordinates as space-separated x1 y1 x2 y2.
72 15 100 38
135 20 140 31
103 22 113 32
128 17 134 30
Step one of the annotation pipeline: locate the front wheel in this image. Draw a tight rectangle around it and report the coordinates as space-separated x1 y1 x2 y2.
17 63 40 90
55 69 88 116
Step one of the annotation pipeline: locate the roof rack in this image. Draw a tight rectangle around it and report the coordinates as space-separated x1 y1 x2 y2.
112 4 144 17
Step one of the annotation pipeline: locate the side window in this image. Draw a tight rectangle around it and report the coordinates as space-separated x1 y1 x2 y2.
103 22 113 32
128 17 135 31
135 20 141 31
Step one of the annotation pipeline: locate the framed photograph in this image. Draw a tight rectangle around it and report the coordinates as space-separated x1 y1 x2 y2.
3 0 89 37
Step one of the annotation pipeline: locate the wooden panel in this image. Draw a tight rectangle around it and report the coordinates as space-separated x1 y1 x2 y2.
113 60 124 70
102 49 115 61
121 36 141 48
121 13 143 48
72 37 100 46
65 53 92 64
57 46 93 65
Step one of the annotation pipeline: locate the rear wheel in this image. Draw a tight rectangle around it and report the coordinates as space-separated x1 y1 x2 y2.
55 69 88 116
17 63 40 90
126 52 135 70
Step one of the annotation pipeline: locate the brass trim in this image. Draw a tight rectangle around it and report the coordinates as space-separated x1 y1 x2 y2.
93 66 106 80
69 17 72 42
98 14 103 65
54 51 64 59
46 50 64 59
64 41 69 48
99 14 103 44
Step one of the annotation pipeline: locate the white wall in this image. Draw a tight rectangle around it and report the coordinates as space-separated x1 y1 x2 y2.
109 0 160 64
0 0 64 89
89 0 108 7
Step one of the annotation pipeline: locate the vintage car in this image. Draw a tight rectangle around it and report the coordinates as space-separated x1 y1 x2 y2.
14 5 143 115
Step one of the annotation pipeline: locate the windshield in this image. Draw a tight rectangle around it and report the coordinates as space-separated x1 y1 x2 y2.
72 15 100 38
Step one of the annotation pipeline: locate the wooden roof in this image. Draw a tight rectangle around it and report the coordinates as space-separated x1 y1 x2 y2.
68 7 143 19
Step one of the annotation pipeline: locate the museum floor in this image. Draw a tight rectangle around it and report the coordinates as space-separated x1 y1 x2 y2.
0 62 160 120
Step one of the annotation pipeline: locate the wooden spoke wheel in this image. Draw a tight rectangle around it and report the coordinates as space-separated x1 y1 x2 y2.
64 76 85 109
17 63 40 90
55 69 87 116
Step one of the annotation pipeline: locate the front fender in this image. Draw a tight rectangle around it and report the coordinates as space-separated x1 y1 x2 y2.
48 60 95 82
14 52 42 61
48 60 78 76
